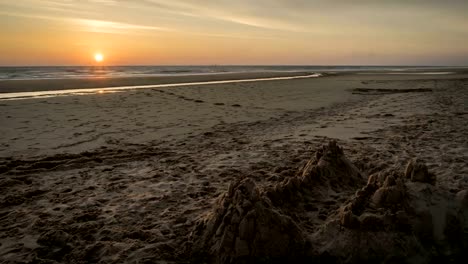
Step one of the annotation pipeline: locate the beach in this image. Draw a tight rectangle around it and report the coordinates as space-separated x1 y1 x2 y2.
1 72 467 262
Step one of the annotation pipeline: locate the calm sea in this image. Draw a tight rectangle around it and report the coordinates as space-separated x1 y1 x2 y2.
0 65 452 81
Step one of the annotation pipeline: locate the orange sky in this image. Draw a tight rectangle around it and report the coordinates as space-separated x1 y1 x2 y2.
1 0 468 66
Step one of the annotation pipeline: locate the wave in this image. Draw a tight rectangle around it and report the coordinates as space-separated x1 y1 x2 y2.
0 66 461 81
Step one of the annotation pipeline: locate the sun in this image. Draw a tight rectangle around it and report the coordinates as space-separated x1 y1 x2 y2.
94 53 104 62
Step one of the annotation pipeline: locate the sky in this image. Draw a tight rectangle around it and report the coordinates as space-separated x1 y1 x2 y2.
1 0 468 66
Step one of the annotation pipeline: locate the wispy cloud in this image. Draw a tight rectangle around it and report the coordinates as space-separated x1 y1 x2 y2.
187 32 277 40
69 18 170 34
142 0 310 32
0 10 170 34
88 0 117 4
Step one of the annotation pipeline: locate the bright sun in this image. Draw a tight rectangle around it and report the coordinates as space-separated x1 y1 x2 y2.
94 53 104 62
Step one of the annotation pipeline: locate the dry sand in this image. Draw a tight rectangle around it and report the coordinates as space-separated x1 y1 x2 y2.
0 73 467 263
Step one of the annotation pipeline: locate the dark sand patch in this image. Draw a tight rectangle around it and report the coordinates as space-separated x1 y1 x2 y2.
352 87 433 95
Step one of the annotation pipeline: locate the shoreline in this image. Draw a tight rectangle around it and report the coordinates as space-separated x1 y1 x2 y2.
0 73 322 100
2 70 468 100
1 68 467 94
0 71 315 94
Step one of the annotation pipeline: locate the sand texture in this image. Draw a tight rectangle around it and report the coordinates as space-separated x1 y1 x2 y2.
0 73 467 263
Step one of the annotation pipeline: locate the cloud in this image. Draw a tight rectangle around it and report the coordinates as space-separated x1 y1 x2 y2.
0 9 170 35
69 18 170 34
141 0 310 32
88 0 117 4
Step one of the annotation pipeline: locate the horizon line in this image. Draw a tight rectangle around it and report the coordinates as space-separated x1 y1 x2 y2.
0 64 467 68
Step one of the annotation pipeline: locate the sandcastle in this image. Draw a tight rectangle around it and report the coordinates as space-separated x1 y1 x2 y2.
189 141 468 263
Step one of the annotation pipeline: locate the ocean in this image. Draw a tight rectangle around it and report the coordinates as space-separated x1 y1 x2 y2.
0 65 455 81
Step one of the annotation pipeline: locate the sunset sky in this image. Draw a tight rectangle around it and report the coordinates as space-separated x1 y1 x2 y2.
1 0 468 66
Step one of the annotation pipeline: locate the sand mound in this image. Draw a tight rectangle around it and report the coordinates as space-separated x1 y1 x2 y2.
189 177 308 263
405 158 436 185
323 161 467 262
266 141 364 205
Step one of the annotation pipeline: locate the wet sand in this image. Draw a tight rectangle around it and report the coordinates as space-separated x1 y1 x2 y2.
0 73 467 263
0 71 314 93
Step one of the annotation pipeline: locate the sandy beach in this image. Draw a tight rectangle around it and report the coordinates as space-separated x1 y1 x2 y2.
0 72 467 263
